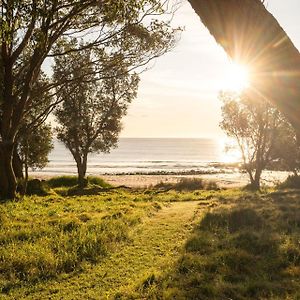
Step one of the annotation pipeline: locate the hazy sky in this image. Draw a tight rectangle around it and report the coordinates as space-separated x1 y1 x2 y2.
120 0 300 138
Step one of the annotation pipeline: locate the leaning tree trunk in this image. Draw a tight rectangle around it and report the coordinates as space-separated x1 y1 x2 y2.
188 0 300 137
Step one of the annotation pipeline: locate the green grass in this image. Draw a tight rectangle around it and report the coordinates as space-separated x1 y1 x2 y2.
140 190 300 299
0 190 162 295
2 182 300 299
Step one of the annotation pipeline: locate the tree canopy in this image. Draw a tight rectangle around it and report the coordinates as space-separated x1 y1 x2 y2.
54 44 139 186
220 90 295 190
0 0 179 199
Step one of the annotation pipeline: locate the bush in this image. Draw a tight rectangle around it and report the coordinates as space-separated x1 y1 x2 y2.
26 179 51 196
47 176 111 189
87 176 112 188
47 176 78 188
154 178 219 191
278 175 300 189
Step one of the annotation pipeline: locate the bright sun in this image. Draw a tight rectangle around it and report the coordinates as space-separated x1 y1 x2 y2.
222 62 250 93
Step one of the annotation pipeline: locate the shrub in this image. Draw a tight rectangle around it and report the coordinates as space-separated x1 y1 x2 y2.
278 175 300 189
47 176 78 188
47 176 111 189
87 176 112 188
26 179 51 196
154 178 219 191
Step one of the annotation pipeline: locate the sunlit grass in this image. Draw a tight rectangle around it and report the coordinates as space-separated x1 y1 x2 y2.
2 181 300 299
135 190 300 299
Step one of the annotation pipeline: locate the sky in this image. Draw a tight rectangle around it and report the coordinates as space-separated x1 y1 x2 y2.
120 0 300 138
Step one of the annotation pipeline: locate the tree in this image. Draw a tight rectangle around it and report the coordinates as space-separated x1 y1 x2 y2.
220 91 284 190
54 46 139 187
18 124 53 192
0 0 179 199
10 72 54 193
188 0 300 138
273 119 300 176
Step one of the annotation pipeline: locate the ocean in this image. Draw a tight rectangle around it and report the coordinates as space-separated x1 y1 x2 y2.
32 138 237 175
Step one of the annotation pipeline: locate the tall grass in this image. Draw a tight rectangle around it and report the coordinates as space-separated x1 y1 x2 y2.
0 193 157 293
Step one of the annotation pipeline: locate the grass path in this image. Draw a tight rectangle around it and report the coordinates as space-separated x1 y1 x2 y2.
13 201 201 300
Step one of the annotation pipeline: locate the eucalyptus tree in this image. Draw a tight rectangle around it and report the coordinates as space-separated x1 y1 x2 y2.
188 0 300 137
0 0 179 199
54 45 139 187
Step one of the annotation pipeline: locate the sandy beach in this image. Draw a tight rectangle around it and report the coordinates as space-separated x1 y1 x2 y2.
31 170 290 189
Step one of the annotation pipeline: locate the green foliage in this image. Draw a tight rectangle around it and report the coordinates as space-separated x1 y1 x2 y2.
54 43 139 155
87 176 112 188
219 90 295 189
26 179 51 196
47 176 111 189
19 124 53 171
53 41 140 185
0 0 179 199
47 176 82 188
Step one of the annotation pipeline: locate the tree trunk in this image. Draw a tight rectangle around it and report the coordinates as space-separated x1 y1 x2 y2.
252 168 262 191
24 161 29 195
76 155 88 188
188 0 300 137
0 142 17 199
0 150 9 199
13 148 24 180
13 147 26 195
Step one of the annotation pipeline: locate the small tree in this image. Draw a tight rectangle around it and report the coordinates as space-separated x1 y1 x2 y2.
273 119 300 176
12 73 54 193
18 124 53 192
54 49 138 187
220 91 284 190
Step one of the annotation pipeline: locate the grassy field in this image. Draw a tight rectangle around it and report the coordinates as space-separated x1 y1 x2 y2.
1 177 300 299
138 190 300 300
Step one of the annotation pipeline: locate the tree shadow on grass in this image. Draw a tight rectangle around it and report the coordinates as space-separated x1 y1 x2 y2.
141 192 300 300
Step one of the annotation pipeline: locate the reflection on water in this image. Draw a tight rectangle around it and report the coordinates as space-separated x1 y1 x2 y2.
33 138 241 175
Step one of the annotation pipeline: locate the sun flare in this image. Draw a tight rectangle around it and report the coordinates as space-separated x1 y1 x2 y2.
222 62 250 93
